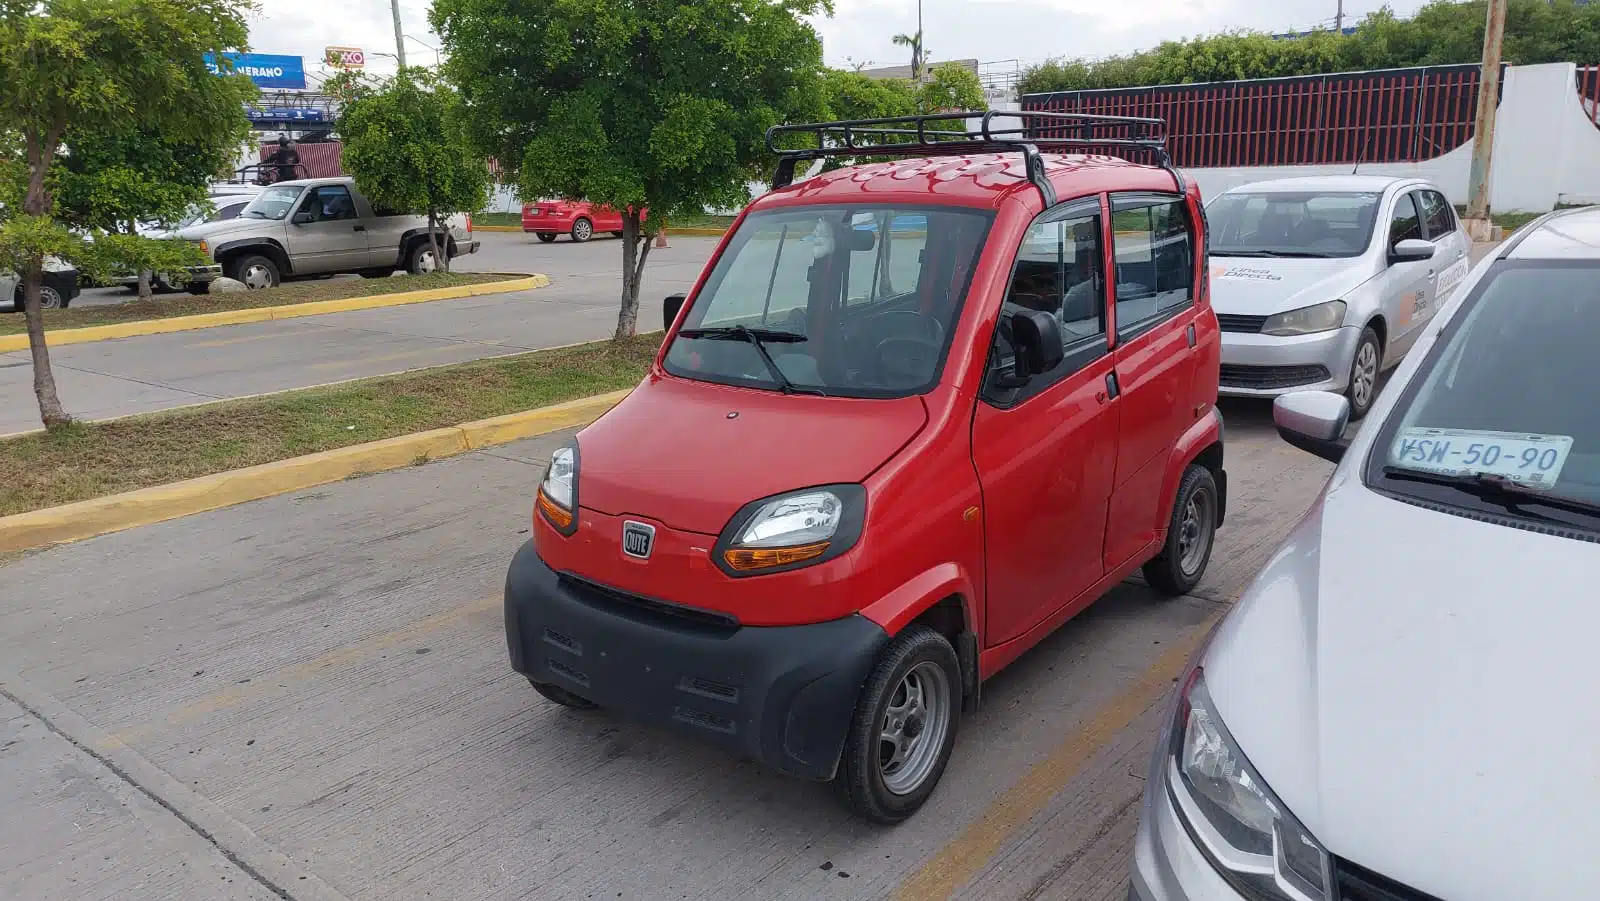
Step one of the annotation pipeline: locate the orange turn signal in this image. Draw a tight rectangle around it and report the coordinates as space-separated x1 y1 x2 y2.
722 541 830 572
536 489 573 531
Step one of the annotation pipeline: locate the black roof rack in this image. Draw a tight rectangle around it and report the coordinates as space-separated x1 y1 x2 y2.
764 110 1176 209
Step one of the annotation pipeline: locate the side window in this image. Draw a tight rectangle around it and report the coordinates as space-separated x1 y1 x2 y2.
844 211 929 306
1390 193 1423 245
1420 190 1456 240
301 186 358 222
1111 195 1194 337
984 205 1107 403
217 202 247 221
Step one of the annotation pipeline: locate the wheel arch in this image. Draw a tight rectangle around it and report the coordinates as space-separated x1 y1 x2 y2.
214 240 291 275
859 565 982 713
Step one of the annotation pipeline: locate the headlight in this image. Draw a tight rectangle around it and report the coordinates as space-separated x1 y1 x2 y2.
535 443 578 535
715 484 866 575
1166 668 1330 900
1261 300 1346 336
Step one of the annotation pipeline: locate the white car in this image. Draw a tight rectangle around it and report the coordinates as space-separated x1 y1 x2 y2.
1130 207 1600 900
1205 176 1473 418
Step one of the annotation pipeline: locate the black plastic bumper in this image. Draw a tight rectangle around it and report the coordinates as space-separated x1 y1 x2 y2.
503 540 888 781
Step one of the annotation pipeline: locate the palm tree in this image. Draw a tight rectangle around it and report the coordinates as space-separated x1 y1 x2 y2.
892 30 925 82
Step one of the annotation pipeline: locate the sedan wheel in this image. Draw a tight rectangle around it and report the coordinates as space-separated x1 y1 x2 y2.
570 218 593 243
1347 327 1383 419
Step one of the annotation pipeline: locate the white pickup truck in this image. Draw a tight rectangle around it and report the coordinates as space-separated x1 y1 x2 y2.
176 176 480 290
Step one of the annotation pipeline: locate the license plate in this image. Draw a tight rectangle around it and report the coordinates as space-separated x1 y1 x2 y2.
1391 427 1574 489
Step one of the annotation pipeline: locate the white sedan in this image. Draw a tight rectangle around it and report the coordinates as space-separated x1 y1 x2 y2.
1205 175 1473 418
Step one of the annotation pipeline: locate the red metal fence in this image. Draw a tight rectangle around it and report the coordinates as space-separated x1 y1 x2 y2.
1023 64 1502 168
1576 65 1600 127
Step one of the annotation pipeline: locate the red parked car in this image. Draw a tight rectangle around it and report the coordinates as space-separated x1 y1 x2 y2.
521 200 646 243
504 112 1225 823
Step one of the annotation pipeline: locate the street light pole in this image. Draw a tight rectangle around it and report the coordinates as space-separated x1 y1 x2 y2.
1464 0 1507 241
389 0 408 69
1336 0 1344 33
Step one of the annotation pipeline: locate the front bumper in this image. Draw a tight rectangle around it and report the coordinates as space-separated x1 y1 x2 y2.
503 540 887 781
1218 325 1363 398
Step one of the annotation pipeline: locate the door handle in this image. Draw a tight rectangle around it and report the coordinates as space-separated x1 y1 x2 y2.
1104 371 1121 400
1185 323 1197 348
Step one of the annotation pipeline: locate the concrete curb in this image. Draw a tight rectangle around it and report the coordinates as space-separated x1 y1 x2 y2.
0 388 630 554
472 224 522 232
0 274 551 353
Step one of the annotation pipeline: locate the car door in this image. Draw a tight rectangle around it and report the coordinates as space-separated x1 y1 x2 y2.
1383 190 1435 356
972 198 1120 648
285 184 371 273
1419 188 1471 311
1103 192 1200 572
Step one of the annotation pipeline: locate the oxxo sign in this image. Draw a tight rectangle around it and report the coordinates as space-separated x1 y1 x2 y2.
325 46 366 69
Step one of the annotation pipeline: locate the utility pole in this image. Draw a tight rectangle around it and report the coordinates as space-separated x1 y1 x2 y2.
1335 0 1344 33
390 0 408 69
1464 0 1507 242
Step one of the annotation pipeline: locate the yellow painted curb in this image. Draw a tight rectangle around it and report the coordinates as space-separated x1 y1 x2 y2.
473 224 523 233
0 274 551 353
0 388 631 554
669 227 730 237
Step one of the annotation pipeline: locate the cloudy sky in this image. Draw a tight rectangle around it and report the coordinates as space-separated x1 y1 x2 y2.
250 0 1434 81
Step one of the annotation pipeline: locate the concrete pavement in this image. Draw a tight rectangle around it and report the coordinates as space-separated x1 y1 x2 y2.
0 399 1333 901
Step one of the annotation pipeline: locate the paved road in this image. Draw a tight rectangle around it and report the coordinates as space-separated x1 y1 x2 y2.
0 400 1335 901
1 234 721 435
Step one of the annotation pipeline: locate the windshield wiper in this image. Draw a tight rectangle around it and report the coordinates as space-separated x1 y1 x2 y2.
676 326 825 396
1214 249 1333 259
1382 466 1600 522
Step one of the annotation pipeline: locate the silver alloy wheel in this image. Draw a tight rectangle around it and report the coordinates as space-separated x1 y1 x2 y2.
241 263 274 290
416 248 438 273
878 660 952 796
1177 486 1215 578
37 286 63 309
1351 340 1379 410
572 218 593 241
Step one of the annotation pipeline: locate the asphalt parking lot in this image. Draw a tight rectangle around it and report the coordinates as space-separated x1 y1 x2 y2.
0 399 1333 901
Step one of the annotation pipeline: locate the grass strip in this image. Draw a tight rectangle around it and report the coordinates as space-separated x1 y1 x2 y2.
0 334 661 516
0 272 515 337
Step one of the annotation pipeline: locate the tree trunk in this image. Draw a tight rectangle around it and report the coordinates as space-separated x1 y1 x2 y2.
137 270 154 302
21 256 70 428
613 210 653 340
427 210 448 273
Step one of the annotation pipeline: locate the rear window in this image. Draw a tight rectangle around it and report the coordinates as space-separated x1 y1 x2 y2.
663 205 993 398
1207 191 1380 259
1366 261 1600 528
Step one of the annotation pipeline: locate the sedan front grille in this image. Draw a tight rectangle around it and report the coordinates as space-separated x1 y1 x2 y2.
1219 363 1331 390
1216 313 1268 333
1333 858 1447 901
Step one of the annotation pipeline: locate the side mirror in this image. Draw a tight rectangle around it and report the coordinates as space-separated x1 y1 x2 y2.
291 209 315 225
1389 238 1435 264
1011 310 1065 379
1273 391 1352 463
663 294 687 332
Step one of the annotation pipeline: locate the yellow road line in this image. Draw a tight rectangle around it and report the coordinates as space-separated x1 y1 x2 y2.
111 595 500 744
893 613 1221 901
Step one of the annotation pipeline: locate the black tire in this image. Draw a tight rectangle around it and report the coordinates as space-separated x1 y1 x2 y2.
570 217 594 243
536 232 558 243
1143 466 1219 597
358 268 394 279
406 240 442 275
529 678 597 710
186 281 211 296
834 624 961 824
1346 326 1383 420
228 254 280 290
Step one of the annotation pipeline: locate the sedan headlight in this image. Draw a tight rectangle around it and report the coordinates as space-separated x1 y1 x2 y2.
1167 668 1330 900
535 443 578 535
715 484 865 575
1261 300 1346 336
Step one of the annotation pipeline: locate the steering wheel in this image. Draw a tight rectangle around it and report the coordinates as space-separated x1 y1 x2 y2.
870 311 945 387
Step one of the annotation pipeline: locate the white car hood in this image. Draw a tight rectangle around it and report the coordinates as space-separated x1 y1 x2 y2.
1208 256 1374 317
1205 477 1600 900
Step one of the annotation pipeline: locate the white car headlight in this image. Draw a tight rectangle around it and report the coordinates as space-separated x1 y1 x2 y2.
717 485 865 575
536 444 578 534
1167 668 1330 900
1261 300 1347 337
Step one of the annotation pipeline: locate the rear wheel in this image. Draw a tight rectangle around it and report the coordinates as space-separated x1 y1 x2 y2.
406 241 441 275
1346 326 1383 420
570 217 593 243
834 625 960 824
1143 465 1219 597
529 678 597 710
358 268 393 279
536 232 558 243
228 254 279 290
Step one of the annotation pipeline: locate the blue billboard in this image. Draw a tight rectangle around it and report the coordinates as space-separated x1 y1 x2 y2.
205 53 307 90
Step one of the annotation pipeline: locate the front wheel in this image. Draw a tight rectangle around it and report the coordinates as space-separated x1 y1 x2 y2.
1143 465 1219 597
834 625 961 824
570 217 593 243
229 254 280 290
1346 326 1383 420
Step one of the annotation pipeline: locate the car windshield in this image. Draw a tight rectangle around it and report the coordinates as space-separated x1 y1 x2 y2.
241 185 303 221
1366 261 1600 526
662 204 993 398
1207 191 1380 259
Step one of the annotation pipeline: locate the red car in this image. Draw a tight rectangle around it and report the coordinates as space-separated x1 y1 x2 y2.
504 112 1225 823
521 200 645 243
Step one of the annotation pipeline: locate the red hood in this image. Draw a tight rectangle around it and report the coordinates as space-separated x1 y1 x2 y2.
576 375 929 534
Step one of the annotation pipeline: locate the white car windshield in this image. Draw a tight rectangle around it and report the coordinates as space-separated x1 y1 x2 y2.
1208 191 1381 259
1367 262 1600 524
241 185 303 221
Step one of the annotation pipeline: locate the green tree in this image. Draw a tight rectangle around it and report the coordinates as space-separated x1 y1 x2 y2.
0 0 255 428
920 62 987 113
892 30 926 82
337 67 491 275
432 0 831 340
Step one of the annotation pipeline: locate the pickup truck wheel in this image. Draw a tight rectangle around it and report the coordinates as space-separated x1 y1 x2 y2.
528 678 597 711
230 255 280 290
1143 465 1219 597
186 282 211 296
570 217 593 243
358 269 393 279
834 624 960 824
536 232 558 243
406 241 441 274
